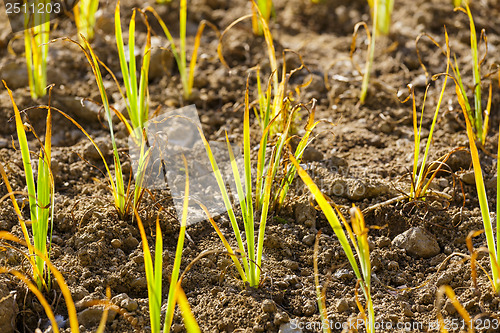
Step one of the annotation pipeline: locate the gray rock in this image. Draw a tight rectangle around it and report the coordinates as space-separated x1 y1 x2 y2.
279 322 303 333
392 227 440 258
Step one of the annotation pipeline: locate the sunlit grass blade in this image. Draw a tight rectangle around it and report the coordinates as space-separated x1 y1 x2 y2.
4 81 53 289
290 155 374 332
135 210 162 333
313 231 331 333
75 35 126 217
24 0 50 99
457 84 500 292
197 203 246 281
436 286 473 333
145 3 218 100
410 30 450 199
74 0 99 41
115 0 152 132
163 155 190 332
0 231 80 332
198 128 250 283
252 0 273 35
359 0 377 104
175 283 201 333
368 0 394 35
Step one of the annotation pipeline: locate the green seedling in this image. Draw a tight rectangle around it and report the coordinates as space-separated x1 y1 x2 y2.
145 1 218 100
199 77 318 287
69 36 128 217
218 2 311 140
368 0 394 36
292 155 374 333
355 0 393 104
452 4 491 144
456 86 500 292
74 0 99 41
115 0 151 133
115 0 153 209
24 0 50 99
363 30 454 215
2 82 54 290
134 156 200 333
313 231 331 333
252 0 273 35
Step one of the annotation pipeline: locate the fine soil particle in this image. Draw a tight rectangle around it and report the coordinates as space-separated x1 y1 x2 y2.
1 0 500 332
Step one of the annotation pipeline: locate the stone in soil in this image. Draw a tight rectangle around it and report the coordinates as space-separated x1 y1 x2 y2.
392 227 440 258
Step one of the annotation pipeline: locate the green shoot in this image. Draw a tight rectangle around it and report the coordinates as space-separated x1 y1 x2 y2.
115 0 151 133
406 30 450 201
359 0 377 104
199 78 317 287
146 2 218 100
456 85 500 292
24 0 50 99
368 0 394 36
74 0 99 41
313 231 331 333
452 4 490 144
291 155 374 333
3 81 54 290
252 0 273 35
135 155 200 333
72 36 127 217
358 0 393 103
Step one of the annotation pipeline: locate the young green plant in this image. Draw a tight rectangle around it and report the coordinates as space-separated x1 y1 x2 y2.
368 0 394 35
115 0 151 133
2 81 54 290
199 78 317 287
452 4 490 144
74 0 99 41
72 36 128 217
134 156 200 333
252 0 273 35
355 0 393 104
364 30 453 215
456 86 500 293
114 0 153 208
291 154 374 333
24 0 50 99
145 1 218 100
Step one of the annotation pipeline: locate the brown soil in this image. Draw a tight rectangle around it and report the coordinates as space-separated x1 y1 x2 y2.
1 0 500 332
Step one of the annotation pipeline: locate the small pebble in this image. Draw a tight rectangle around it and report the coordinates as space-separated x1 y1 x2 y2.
302 302 316 316
262 299 276 313
336 299 349 313
302 234 315 246
111 239 122 248
377 236 391 248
